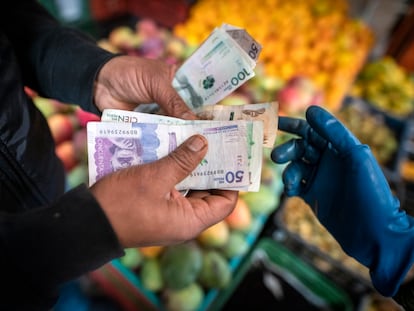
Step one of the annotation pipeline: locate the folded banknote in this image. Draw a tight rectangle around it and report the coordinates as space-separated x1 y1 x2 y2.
172 23 262 110
194 102 278 148
88 119 263 191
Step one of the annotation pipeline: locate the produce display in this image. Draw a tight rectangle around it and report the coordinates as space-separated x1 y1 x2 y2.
280 197 404 311
114 158 283 311
32 1 414 309
351 57 414 118
281 196 370 279
335 100 398 166
29 93 98 190
173 0 373 111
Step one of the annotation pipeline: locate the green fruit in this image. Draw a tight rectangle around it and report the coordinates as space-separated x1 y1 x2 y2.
198 250 232 289
221 231 249 259
119 248 142 270
66 164 88 189
164 283 204 311
33 96 57 118
141 258 163 292
160 242 202 290
242 185 279 215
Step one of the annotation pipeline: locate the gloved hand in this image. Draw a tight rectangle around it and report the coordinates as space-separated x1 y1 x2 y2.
271 105 414 297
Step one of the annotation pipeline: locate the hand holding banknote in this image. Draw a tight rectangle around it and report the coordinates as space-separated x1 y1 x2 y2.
90 134 238 247
94 55 196 119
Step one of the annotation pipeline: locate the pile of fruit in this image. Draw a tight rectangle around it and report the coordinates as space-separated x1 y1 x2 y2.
97 18 192 66
335 101 398 166
173 0 374 111
29 92 99 189
351 56 414 118
117 157 283 311
281 197 370 278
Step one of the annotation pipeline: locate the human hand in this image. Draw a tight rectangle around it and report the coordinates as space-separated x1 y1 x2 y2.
90 134 238 247
271 105 414 296
93 55 196 119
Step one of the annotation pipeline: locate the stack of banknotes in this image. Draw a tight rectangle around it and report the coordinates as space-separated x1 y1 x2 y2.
87 24 278 192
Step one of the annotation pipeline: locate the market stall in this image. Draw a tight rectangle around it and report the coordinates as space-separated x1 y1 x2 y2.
33 0 414 310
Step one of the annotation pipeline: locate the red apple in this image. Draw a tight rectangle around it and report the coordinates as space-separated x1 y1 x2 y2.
33 96 58 118
47 113 78 144
72 128 88 163
75 108 100 128
277 75 322 115
225 197 252 232
56 140 78 171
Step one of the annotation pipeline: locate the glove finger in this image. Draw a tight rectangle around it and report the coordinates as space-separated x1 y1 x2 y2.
271 139 320 164
306 106 360 153
282 160 312 196
271 139 303 164
278 116 328 150
278 116 309 137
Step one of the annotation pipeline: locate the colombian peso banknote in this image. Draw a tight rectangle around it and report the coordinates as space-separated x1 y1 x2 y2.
194 102 278 148
87 120 262 191
172 24 262 110
101 109 264 191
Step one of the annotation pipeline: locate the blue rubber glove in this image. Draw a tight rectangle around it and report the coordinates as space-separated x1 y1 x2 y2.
271 105 414 297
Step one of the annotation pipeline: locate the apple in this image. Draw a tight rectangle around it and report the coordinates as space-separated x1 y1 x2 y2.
225 197 252 232
47 113 78 144
72 128 88 163
136 18 161 39
197 220 230 248
276 75 323 115
75 107 100 128
109 26 141 49
166 37 187 59
24 86 38 98
56 140 78 171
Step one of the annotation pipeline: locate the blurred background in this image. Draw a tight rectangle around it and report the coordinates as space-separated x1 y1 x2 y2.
31 0 414 310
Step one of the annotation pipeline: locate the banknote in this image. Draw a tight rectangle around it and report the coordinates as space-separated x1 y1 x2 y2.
101 109 263 191
87 120 256 191
172 24 261 110
194 102 278 148
221 24 262 62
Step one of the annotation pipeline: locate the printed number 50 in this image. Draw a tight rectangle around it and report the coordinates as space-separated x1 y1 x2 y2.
225 171 244 183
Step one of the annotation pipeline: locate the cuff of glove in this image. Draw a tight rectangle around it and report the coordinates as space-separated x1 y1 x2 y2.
370 215 414 296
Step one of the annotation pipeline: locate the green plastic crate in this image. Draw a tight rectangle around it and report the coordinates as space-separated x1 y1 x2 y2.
210 237 354 311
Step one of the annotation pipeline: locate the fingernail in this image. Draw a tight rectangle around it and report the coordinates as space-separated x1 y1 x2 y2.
181 111 197 120
188 135 205 151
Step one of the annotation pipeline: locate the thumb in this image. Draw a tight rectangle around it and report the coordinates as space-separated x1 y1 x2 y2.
159 134 208 187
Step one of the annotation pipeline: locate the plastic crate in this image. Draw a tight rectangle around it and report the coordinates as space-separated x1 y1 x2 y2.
268 197 374 300
213 238 354 311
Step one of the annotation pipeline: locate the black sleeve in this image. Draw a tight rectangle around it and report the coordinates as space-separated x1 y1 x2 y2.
393 278 414 310
0 184 124 310
0 0 118 115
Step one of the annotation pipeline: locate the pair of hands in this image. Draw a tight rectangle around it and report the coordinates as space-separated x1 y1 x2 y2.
89 55 238 248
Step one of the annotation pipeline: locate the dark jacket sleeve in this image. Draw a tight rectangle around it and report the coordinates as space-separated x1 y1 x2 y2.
1 0 117 115
0 185 124 310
